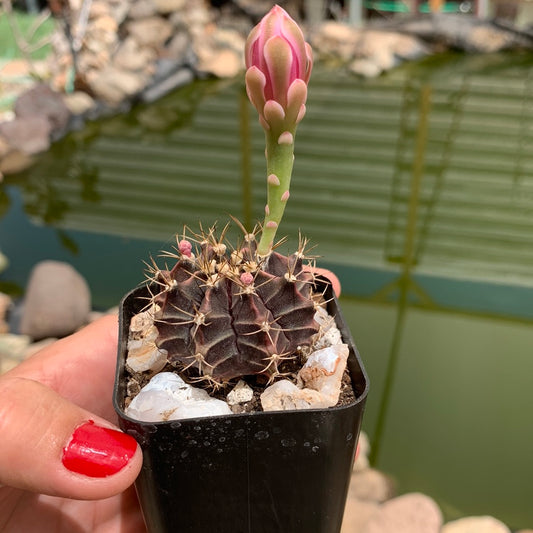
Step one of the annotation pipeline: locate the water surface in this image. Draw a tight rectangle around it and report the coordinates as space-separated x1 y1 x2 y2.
1 52 533 528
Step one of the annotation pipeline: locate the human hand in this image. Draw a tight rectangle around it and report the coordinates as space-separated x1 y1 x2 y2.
0 315 145 533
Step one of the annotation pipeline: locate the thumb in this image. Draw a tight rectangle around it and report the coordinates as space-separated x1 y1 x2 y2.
0 376 142 500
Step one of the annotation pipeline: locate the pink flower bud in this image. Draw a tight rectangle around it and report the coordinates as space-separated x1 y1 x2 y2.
245 5 312 130
178 239 192 257
240 272 254 286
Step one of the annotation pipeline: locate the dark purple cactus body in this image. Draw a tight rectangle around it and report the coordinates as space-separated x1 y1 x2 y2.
151 231 320 384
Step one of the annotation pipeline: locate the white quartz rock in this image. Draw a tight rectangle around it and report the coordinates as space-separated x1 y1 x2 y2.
126 309 167 374
260 379 327 411
299 343 349 402
313 305 332 328
125 372 232 422
261 343 350 412
226 380 254 405
313 306 342 349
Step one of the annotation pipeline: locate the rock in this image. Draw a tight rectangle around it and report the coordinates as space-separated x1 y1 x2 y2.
261 343 349 411
353 31 399 71
393 32 429 61
88 14 119 42
0 252 8 275
0 135 10 159
0 116 51 155
313 306 332 329
358 31 426 70
153 0 186 14
164 31 193 62
298 343 349 403
342 498 380 533
232 0 273 19
467 26 513 53
176 0 211 36
129 308 157 337
128 0 157 19
313 22 428 75
126 335 167 373
354 430 370 471
88 0 110 18
0 110 15 124
126 372 232 422
0 58 32 78
126 309 167 374
349 468 396 503
313 21 360 62
1 357 20 374
19 261 91 340
0 333 31 358
260 379 325 411
349 58 383 78
211 28 246 53
394 14 528 53
0 149 34 175
0 293 12 334
227 380 254 405
127 17 173 48
62 91 95 116
196 48 243 78
141 67 194 103
14 84 71 133
151 58 189 83
441 516 511 533
0 333 32 373
113 37 156 72
88 66 147 105
362 493 443 533
313 306 342 349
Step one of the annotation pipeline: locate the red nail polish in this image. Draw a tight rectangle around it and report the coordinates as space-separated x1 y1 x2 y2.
62 420 137 478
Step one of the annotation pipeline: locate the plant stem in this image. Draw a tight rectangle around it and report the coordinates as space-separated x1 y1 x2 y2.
257 133 294 255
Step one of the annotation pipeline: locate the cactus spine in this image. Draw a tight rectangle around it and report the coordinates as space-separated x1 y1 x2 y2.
147 227 320 386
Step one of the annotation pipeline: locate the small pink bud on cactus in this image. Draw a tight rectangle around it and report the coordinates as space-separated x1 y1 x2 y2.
240 272 254 286
278 131 293 145
268 173 280 186
178 239 192 257
245 5 313 133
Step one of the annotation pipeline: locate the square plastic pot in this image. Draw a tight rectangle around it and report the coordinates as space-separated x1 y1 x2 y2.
113 281 369 533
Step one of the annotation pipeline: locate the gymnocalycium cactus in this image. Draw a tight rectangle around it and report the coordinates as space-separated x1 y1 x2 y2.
144 5 319 387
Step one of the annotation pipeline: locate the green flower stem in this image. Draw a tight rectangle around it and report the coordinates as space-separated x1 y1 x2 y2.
257 132 295 256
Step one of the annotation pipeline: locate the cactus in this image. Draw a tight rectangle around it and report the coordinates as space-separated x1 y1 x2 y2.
146 227 321 386
132 6 320 388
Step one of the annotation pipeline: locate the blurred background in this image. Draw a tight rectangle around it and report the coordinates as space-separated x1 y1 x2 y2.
1 0 533 530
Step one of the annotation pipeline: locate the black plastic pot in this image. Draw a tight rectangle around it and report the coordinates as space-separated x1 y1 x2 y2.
113 281 369 533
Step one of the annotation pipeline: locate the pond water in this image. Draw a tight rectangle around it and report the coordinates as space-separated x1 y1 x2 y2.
2 52 533 528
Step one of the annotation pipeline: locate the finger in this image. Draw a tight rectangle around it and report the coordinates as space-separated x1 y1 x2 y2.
8 314 119 420
0 376 142 500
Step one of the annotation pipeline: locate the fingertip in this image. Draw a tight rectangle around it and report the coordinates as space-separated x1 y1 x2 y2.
59 424 143 500
0 377 141 500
